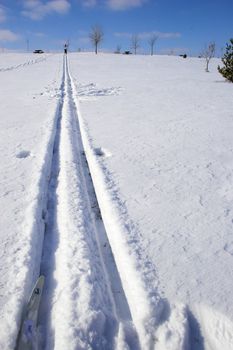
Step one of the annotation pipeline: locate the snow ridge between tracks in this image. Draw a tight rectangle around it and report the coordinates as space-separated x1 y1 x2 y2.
67 59 164 348
39 56 118 349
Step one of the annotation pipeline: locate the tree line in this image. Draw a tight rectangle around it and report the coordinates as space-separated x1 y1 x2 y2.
88 26 233 82
89 25 158 56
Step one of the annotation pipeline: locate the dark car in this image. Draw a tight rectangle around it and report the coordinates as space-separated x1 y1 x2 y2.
33 49 44 54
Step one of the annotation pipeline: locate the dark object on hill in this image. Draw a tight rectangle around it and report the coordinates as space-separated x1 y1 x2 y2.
179 54 187 58
218 38 233 83
124 51 132 55
64 42 68 54
33 49 44 54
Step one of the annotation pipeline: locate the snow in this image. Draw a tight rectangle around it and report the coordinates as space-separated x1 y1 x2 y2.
0 53 63 349
69 53 233 349
0 52 233 349
0 53 47 71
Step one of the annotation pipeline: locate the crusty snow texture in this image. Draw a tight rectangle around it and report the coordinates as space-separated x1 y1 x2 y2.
0 52 233 350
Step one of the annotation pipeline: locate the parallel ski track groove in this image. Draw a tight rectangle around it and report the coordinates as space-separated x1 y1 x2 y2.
37 55 140 349
38 57 65 350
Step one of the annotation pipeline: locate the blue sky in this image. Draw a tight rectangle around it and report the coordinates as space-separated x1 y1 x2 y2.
0 0 232 56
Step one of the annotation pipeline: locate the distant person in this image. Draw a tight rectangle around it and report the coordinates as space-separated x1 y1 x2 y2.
64 43 68 54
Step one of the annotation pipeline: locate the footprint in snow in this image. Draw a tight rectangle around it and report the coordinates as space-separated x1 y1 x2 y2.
94 147 112 158
16 150 31 159
224 242 233 256
77 83 122 99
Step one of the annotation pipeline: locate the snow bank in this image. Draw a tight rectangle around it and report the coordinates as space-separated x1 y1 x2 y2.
69 52 233 348
68 60 164 348
193 304 233 350
0 54 63 349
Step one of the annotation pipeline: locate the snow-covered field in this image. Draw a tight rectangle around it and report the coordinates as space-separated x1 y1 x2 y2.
0 52 233 349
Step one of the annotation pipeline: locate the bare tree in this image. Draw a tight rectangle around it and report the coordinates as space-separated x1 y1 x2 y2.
148 34 158 56
131 34 140 55
203 42 215 72
89 25 104 54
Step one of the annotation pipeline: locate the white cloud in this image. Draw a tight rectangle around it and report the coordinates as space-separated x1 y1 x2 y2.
35 32 46 37
0 30 20 42
76 0 146 10
114 32 132 38
76 30 90 45
157 32 181 39
106 0 147 10
114 31 181 39
139 31 181 39
77 36 90 45
21 0 70 20
0 5 7 23
81 0 97 7
23 0 41 9
26 30 47 37
49 0 70 11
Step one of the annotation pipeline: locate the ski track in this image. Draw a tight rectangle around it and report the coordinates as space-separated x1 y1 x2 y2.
0 56 47 72
36 54 193 349
37 55 142 349
6 53 233 350
15 54 208 350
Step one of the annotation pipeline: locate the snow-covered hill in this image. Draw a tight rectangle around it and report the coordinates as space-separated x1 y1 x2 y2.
0 52 233 349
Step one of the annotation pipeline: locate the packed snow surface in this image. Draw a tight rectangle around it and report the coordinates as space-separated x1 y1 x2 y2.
0 52 233 350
